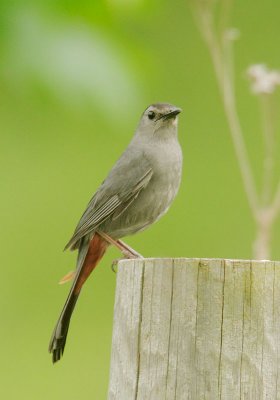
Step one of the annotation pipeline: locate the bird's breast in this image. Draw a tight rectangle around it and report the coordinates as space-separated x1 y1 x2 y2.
100 138 182 238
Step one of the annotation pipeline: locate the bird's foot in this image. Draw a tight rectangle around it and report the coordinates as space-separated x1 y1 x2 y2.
111 250 144 273
111 259 120 273
110 244 144 273
117 239 144 259
97 231 144 262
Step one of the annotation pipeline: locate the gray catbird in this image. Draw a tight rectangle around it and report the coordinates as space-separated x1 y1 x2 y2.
49 103 183 363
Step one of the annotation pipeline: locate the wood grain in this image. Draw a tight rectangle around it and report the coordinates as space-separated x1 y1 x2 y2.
108 258 280 400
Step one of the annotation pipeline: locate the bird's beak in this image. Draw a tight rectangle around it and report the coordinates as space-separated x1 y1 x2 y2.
159 108 182 121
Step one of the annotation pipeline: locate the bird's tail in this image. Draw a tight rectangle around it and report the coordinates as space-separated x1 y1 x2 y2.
48 291 80 363
48 233 108 363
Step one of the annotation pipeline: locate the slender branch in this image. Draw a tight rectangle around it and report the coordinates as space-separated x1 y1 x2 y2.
190 3 259 217
218 0 234 35
221 37 259 217
222 77 259 217
271 181 280 219
191 5 223 79
259 94 275 204
190 0 280 259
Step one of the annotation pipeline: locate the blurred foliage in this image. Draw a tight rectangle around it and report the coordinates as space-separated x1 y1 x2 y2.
1 0 280 398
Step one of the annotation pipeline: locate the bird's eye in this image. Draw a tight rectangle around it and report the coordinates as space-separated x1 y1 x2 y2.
148 110 156 120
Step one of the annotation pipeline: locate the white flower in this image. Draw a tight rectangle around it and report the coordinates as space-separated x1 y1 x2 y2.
247 64 280 94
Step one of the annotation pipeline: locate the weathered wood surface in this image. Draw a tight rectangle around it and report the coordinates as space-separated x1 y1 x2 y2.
107 258 280 400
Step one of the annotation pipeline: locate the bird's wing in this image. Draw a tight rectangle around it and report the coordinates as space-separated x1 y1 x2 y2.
65 154 153 250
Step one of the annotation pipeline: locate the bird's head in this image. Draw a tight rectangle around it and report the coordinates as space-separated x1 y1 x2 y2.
137 103 182 138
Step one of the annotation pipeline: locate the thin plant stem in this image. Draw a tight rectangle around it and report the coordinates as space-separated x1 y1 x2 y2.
191 3 259 217
190 0 280 259
271 181 280 219
260 94 275 205
218 0 234 35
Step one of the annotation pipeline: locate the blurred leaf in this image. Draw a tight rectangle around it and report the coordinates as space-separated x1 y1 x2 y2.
2 8 144 119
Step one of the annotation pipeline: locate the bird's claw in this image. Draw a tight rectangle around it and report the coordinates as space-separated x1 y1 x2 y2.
111 259 121 273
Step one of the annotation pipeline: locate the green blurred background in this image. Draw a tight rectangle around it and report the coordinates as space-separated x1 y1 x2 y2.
1 0 280 398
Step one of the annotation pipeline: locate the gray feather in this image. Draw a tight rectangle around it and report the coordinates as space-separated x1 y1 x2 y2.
65 156 153 250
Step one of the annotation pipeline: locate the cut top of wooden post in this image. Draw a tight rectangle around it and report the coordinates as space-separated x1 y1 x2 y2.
108 258 280 400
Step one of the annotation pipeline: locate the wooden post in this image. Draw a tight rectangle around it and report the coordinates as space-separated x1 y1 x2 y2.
107 258 280 400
